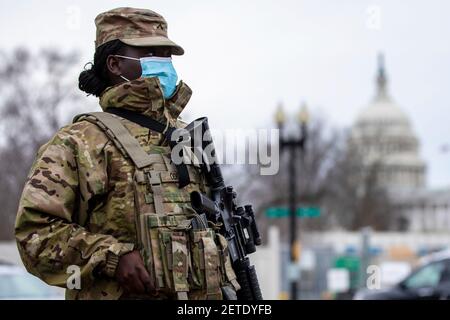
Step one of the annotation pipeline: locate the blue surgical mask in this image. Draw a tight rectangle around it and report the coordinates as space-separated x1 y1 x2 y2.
115 55 178 99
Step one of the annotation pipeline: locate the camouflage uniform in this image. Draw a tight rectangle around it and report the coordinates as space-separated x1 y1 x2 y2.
15 8 238 300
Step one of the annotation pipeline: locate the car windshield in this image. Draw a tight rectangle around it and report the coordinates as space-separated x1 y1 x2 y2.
0 272 55 298
403 261 446 289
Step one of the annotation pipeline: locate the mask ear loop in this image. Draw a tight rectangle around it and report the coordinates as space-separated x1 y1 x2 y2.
119 75 130 82
112 55 138 83
113 54 140 61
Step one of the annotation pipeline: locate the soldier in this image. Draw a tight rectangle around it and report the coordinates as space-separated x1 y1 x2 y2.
15 7 239 300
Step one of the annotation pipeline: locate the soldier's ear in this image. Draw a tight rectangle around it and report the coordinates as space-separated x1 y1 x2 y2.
106 55 122 76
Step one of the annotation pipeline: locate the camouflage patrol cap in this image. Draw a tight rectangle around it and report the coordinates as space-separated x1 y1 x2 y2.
95 7 184 55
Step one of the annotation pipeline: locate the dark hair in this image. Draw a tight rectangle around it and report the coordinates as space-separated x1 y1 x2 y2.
78 39 125 97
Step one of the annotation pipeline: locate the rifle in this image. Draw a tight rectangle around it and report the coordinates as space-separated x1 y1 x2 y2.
182 117 263 300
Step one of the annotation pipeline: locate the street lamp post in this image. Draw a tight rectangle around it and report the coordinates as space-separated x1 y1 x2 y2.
275 102 309 300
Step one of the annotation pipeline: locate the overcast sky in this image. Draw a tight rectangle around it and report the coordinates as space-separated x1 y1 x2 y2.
1 0 449 188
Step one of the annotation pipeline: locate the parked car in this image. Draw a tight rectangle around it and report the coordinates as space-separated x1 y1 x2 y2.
354 249 450 300
0 264 64 299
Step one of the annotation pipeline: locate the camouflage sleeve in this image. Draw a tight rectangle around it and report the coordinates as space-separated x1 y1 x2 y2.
15 125 133 289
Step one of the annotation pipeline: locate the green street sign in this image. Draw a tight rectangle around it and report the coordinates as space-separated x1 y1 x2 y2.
334 256 360 271
265 207 289 218
265 206 321 218
298 207 320 217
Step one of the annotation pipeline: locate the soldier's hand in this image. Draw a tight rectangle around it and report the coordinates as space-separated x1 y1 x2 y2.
116 250 155 294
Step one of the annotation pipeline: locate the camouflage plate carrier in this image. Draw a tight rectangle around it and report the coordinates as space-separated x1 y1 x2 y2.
73 112 240 300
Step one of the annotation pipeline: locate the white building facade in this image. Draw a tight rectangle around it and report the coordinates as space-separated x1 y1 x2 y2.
350 55 450 232
350 54 426 191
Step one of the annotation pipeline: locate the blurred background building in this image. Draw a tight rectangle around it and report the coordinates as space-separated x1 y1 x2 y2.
348 54 450 234
350 54 426 191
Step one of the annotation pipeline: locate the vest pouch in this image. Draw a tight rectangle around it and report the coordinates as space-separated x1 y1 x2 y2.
216 233 241 292
189 228 222 299
143 213 192 298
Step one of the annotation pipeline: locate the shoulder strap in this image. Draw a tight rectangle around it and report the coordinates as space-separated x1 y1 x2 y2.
73 112 154 169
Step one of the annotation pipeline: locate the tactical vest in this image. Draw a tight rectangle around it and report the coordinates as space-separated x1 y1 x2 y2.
74 112 240 300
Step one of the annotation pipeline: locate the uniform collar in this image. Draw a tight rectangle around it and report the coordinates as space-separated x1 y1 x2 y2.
99 77 192 124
